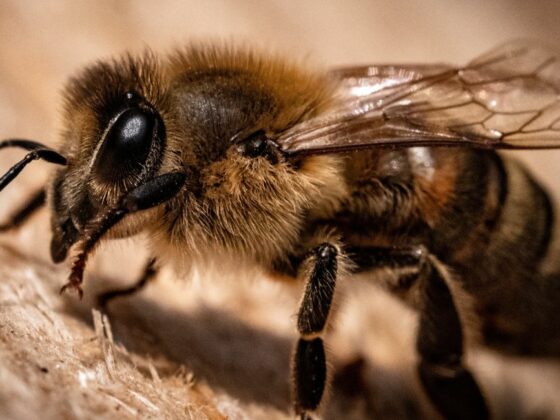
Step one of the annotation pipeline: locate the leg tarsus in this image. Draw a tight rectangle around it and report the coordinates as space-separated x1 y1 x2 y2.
293 337 327 415
419 361 489 420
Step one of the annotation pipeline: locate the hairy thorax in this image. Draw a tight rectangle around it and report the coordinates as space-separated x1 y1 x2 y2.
148 153 347 274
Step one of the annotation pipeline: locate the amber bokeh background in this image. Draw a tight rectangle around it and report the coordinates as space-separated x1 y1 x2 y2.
1 2 560 419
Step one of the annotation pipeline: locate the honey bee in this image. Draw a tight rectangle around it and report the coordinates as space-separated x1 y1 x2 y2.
2 39 560 419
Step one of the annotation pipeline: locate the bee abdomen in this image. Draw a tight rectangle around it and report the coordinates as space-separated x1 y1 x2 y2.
451 155 560 354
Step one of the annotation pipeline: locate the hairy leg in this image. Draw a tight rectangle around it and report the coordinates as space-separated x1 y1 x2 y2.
349 246 489 420
292 242 340 418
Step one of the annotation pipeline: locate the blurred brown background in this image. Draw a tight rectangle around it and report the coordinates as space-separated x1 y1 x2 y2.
1 1 560 419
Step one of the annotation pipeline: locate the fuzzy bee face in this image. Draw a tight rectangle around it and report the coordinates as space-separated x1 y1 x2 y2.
48 44 345 265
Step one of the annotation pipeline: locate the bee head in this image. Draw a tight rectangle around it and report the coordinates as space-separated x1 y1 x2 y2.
49 52 173 262
48 45 344 266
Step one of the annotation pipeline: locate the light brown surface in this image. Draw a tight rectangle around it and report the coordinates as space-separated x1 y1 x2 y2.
2 2 560 419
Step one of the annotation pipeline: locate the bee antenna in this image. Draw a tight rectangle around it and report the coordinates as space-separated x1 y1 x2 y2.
0 139 67 192
60 172 186 299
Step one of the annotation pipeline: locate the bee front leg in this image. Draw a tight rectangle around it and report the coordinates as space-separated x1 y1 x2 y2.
96 257 158 309
293 242 339 418
350 246 489 420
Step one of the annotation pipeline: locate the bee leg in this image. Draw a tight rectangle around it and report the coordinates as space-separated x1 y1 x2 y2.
416 256 489 420
96 257 158 309
347 245 426 291
293 243 339 418
349 246 489 420
0 188 46 232
61 172 185 299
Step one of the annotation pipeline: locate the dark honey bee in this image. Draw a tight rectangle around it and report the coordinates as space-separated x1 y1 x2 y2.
2 40 560 419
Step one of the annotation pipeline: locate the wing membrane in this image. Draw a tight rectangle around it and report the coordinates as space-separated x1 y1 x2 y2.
277 40 560 155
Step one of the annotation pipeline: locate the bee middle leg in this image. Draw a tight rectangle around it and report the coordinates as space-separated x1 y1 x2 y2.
293 242 339 418
349 246 489 420
96 257 158 309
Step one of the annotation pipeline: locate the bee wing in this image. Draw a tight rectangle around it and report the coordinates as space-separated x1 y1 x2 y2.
278 40 560 155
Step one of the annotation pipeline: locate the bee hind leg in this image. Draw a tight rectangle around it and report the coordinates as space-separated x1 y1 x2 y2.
96 257 158 309
349 245 489 420
416 255 489 420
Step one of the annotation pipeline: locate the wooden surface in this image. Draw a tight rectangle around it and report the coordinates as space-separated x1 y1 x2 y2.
2 2 560 419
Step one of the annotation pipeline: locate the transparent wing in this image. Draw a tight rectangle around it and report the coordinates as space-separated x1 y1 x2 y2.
277 40 560 155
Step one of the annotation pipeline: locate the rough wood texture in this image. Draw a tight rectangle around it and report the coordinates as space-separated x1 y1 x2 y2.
0 246 224 420
0 243 429 419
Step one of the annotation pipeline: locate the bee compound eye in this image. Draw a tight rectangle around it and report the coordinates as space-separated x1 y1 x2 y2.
93 106 162 181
